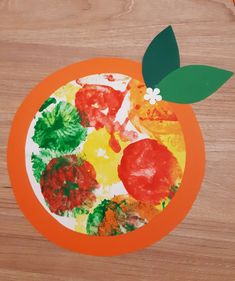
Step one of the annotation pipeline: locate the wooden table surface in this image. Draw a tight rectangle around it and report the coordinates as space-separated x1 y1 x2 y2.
0 0 235 280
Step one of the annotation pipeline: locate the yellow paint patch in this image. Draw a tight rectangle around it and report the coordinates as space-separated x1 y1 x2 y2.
75 214 87 234
81 128 130 186
53 83 81 104
159 134 185 171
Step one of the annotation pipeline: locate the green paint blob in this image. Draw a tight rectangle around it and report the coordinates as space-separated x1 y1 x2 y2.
31 149 62 182
39 97 56 112
52 157 70 170
86 199 138 236
124 223 136 232
32 101 87 153
86 199 111 235
73 207 89 217
63 182 79 197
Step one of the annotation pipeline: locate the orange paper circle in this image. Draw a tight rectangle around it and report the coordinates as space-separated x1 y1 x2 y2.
7 58 205 256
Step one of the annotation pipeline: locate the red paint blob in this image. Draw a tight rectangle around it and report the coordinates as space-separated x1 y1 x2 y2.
75 83 138 153
109 133 121 153
40 155 99 215
118 139 181 204
105 74 115 81
75 84 125 129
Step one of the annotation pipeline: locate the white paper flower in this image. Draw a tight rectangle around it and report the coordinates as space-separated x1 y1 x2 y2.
144 87 162 105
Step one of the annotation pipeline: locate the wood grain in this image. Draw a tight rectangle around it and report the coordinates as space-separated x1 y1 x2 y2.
0 0 235 280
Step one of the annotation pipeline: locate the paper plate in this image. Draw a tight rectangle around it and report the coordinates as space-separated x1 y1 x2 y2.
8 58 205 255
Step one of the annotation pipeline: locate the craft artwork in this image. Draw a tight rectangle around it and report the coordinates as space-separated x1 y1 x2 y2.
8 26 233 255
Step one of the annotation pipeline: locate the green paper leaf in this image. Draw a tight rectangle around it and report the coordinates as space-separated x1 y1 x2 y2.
158 65 233 103
142 25 180 88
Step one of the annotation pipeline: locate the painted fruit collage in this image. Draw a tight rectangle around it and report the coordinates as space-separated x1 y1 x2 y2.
8 58 205 255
